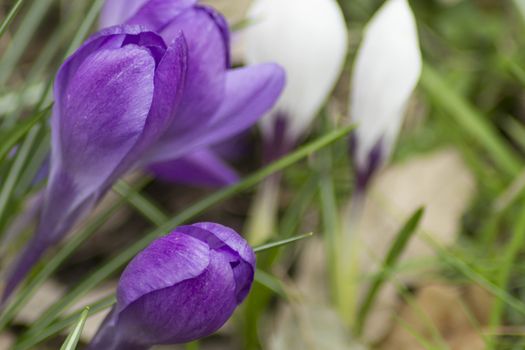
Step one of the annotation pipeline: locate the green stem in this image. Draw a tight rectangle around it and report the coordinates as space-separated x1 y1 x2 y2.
0 0 25 38
487 201 525 349
420 63 521 177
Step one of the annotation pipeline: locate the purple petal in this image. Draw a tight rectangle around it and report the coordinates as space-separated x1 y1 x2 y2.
99 0 150 27
159 6 229 133
117 232 210 312
117 249 236 345
177 223 256 303
145 63 285 163
56 45 155 195
108 33 188 185
183 223 255 267
126 0 198 32
149 148 239 187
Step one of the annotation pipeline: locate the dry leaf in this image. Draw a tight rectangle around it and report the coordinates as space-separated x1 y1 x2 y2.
354 148 475 342
380 284 487 350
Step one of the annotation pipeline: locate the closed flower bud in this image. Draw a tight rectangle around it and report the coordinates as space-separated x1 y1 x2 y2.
350 0 422 190
4 2 284 300
88 223 255 350
243 0 348 152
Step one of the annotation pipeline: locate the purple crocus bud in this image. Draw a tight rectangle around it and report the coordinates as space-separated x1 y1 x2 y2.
87 223 256 350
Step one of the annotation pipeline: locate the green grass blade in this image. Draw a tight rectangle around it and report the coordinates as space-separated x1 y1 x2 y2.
15 296 116 350
65 0 106 57
425 235 525 316
355 207 425 336
487 201 525 349
420 63 522 177
252 232 314 253
0 0 55 86
0 124 42 232
0 0 25 38
59 307 89 350
113 180 168 225
254 270 288 299
20 124 354 340
0 105 51 163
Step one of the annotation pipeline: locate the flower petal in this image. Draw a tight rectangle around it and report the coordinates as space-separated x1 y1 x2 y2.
350 0 422 171
145 63 285 163
149 148 239 187
159 5 229 133
178 223 255 267
125 0 198 32
179 222 256 303
55 45 155 196
244 0 348 142
99 0 150 27
110 33 188 185
116 249 236 345
117 232 210 312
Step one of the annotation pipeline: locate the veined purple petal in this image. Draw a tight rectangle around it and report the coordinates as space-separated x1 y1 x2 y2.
117 232 210 312
159 5 229 133
100 0 150 28
149 149 239 187
145 63 286 163
107 33 188 186
126 0 198 33
117 249 236 345
56 45 155 195
182 223 255 267
177 223 256 302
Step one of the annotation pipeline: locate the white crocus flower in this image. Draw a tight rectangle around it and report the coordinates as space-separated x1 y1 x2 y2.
242 0 348 245
244 0 348 146
350 0 422 190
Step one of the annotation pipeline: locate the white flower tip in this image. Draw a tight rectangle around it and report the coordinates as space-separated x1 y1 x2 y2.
244 0 349 142
350 0 422 173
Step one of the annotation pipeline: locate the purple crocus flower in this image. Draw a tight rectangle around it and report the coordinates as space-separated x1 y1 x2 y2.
87 222 255 350
100 0 244 187
3 4 284 300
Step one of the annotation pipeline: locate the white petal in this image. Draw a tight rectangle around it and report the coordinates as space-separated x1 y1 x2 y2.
243 0 348 142
350 0 422 170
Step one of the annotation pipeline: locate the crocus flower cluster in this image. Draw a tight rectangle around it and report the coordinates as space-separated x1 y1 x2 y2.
87 223 256 350
349 0 422 191
3 0 284 301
